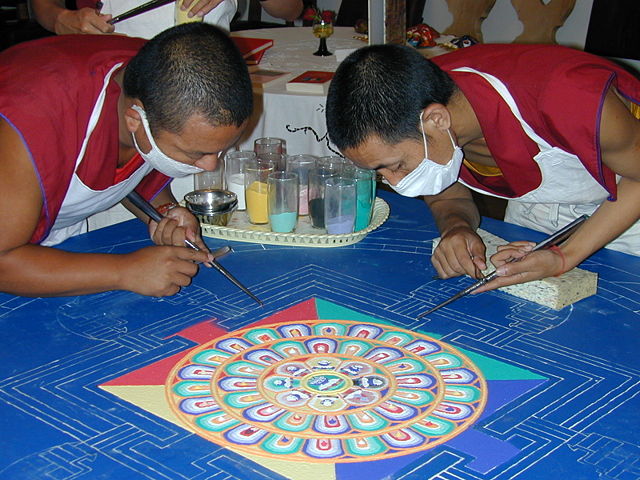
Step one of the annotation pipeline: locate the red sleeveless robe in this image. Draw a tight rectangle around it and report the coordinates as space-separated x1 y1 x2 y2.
0 35 169 243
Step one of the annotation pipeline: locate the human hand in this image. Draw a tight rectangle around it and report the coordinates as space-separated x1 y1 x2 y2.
472 241 565 293
177 0 224 18
120 245 211 296
54 7 114 34
432 225 487 279
148 206 210 254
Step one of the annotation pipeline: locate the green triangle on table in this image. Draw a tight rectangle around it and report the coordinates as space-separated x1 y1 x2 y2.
313 297 546 381
315 298 395 325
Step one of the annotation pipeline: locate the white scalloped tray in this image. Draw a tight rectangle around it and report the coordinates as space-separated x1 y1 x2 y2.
201 198 389 247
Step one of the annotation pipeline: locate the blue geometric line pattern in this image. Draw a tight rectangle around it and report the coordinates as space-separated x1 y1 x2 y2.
1 191 638 479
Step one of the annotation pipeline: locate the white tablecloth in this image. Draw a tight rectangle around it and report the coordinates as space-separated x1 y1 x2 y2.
89 27 365 230
235 27 367 157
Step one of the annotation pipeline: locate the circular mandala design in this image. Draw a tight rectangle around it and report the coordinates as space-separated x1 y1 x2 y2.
166 320 487 462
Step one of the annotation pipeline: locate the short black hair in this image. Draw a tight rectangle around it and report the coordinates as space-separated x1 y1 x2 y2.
123 23 253 134
326 44 455 150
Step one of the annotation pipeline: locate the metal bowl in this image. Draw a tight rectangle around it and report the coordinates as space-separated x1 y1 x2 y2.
184 189 238 226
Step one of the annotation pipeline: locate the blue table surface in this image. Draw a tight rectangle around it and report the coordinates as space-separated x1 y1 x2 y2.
1 190 638 480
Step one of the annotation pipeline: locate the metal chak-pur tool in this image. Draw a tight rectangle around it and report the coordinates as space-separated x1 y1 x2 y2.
417 214 589 318
126 191 263 306
108 0 174 24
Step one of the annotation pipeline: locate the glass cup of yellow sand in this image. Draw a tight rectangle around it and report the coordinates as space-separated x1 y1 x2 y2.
244 161 275 224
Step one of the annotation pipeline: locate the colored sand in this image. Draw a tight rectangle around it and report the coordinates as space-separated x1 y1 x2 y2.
309 198 325 228
246 181 268 224
355 197 373 231
326 215 355 234
269 211 298 232
355 179 375 231
298 186 309 215
227 173 246 210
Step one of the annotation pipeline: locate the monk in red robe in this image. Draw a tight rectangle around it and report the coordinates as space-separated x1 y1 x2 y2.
0 23 253 297
326 43 640 291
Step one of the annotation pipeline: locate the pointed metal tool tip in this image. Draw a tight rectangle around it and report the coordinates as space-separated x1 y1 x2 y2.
417 307 436 319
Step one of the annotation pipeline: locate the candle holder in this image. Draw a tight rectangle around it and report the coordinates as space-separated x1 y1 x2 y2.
312 19 334 56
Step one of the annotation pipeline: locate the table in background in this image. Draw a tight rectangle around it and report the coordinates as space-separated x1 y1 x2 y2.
230 26 451 157
1 190 639 480
232 26 365 157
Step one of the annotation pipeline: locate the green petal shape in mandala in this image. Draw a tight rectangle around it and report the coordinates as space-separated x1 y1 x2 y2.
384 357 427 374
261 433 305 455
338 339 374 356
344 435 388 457
346 410 388 431
191 349 232 366
244 328 281 344
312 321 349 336
173 380 211 397
391 388 436 406
428 352 465 369
196 411 240 432
411 416 456 436
273 411 314 432
224 391 265 408
377 330 416 347
270 340 309 357
223 361 264 377
444 385 482 402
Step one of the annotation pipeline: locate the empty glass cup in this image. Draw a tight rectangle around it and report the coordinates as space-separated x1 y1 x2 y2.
317 155 351 174
268 171 299 233
194 161 224 191
254 137 286 155
257 152 286 172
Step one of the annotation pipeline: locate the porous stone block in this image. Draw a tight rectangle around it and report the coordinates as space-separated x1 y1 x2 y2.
433 229 598 310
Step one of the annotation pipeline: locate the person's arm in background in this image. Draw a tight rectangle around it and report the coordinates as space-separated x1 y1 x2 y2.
29 0 114 34
259 0 303 21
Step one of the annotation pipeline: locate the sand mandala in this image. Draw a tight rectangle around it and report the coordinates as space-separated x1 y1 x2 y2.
166 320 488 462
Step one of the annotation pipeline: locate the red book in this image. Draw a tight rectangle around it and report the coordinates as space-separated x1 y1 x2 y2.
285 70 335 94
231 37 274 65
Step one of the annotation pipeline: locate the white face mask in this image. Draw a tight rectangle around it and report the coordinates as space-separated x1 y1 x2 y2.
388 112 463 197
131 104 205 178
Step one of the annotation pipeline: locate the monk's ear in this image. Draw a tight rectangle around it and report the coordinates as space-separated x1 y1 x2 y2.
420 104 452 133
124 101 144 133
